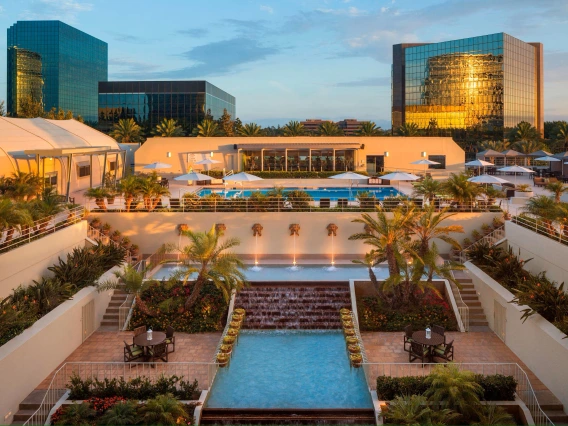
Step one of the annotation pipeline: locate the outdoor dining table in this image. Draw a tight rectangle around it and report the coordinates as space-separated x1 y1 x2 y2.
412 330 444 361
133 331 166 361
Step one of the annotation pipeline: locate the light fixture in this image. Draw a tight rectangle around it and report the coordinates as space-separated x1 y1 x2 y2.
384 151 389 157
210 151 214 158
166 152 172 158
421 151 427 158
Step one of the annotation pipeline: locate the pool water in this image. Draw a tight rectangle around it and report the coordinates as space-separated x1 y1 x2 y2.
206 330 373 409
198 186 401 201
150 264 387 281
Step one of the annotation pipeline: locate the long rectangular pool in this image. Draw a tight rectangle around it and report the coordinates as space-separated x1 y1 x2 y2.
206 330 373 409
198 186 400 201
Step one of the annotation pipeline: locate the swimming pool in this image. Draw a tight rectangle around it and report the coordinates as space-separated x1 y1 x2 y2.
198 186 401 201
150 263 386 281
206 330 373 409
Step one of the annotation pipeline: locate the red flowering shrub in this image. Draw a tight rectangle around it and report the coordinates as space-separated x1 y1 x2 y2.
87 396 126 414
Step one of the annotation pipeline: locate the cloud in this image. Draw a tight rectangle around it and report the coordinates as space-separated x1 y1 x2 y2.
260 5 273 14
108 57 160 75
177 28 209 38
316 6 367 16
336 77 391 87
110 33 149 44
20 0 92 22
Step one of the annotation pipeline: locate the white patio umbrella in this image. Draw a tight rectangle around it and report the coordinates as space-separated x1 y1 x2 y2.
498 165 535 186
467 174 510 184
534 156 560 163
465 159 494 175
329 171 369 200
380 172 420 192
223 172 264 183
410 159 440 174
174 172 212 181
194 158 222 175
143 162 172 170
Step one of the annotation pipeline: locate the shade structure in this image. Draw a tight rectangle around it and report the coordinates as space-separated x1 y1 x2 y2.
194 158 222 165
223 172 264 183
498 165 535 173
380 172 420 181
174 172 212 181
465 159 494 167
528 150 553 158
501 149 525 157
410 159 440 165
468 174 510 184
143 162 172 170
534 156 560 162
329 171 369 180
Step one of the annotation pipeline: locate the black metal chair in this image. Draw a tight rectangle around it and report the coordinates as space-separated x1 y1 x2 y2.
124 341 143 362
165 326 176 353
409 341 429 366
432 325 446 343
148 342 168 363
432 340 454 362
403 325 413 353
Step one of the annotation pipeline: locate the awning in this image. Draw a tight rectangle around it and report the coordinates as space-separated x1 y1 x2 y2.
238 142 360 150
23 146 121 156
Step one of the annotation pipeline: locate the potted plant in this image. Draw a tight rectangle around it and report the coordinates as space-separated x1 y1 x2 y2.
481 223 492 236
230 321 241 329
178 224 189 235
110 230 122 243
121 237 131 249
101 223 112 236
462 237 472 248
503 210 512 221
90 217 101 229
232 313 244 322
84 187 109 211
217 353 230 367
223 335 236 344
341 314 352 321
219 344 233 354
234 308 246 316
227 328 239 336
515 184 534 198
471 229 482 241
130 244 140 257
344 329 355 337
492 217 505 228
346 336 359 345
349 353 363 367
340 308 351 315
106 189 116 205
348 344 361 353
342 320 354 329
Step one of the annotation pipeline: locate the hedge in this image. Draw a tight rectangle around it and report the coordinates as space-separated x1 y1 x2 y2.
376 374 516 401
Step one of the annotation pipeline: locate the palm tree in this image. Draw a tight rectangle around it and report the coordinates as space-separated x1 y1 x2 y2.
152 118 185 137
425 364 483 420
33 187 65 232
168 226 246 310
396 122 420 136
412 176 442 204
109 118 143 143
383 395 432 425
97 264 156 317
472 404 515 425
4 172 43 201
283 120 305 136
441 173 481 209
0 198 33 245
479 140 510 152
555 122 568 152
237 123 262 137
317 121 343 136
521 195 558 233
138 394 188 426
117 175 141 212
512 139 545 154
84 187 109 211
138 176 170 211
98 400 139 425
356 121 382 136
412 206 464 259
509 121 540 142
193 119 221 137
545 181 568 203
55 402 95 426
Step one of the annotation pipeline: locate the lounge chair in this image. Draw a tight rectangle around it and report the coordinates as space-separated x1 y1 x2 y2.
433 340 454 362
320 198 331 209
148 342 168 363
165 326 176 353
124 341 143 362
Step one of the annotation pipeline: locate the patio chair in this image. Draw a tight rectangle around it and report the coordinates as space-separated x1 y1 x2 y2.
133 326 146 346
534 177 546 187
432 325 446 343
124 341 144 363
403 325 413 352
170 198 181 209
165 326 176 353
319 198 331 209
148 342 168 363
409 341 429 365
432 339 454 362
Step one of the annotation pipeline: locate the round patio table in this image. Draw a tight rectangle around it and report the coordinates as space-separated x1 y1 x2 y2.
133 332 166 361
412 330 444 347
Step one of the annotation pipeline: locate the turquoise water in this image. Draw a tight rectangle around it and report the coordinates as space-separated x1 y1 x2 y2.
151 264 387 281
198 186 400 201
206 330 373 409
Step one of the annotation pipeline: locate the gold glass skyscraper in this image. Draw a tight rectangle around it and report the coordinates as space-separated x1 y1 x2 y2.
392 33 543 137
7 47 43 116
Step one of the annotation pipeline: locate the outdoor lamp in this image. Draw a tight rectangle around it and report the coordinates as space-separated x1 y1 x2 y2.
166 152 172 158
421 151 427 157
384 151 389 157
426 327 431 339
210 151 214 158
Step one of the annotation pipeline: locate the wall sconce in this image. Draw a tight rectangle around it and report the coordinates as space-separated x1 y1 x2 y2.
210 151 214 158
384 151 389 157
421 151 427 158
166 152 172 158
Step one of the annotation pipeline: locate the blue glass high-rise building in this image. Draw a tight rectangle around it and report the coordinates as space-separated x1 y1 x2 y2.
7 20 108 121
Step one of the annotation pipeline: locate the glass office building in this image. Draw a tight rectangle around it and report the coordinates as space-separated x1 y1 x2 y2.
7 21 108 121
392 33 543 137
7 47 44 116
98 81 236 133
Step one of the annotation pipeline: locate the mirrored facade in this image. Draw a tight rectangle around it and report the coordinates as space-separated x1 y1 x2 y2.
7 21 108 121
392 33 543 137
7 47 43 116
98 81 236 133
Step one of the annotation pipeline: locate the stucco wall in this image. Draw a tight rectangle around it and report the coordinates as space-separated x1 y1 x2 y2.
93 211 500 257
465 262 568 412
506 221 568 285
0 266 118 424
0 221 88 298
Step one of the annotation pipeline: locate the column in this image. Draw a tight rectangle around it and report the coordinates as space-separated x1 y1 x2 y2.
65 154 73 200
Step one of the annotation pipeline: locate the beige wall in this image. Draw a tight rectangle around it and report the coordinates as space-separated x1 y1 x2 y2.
134 136 465 175
466 262 568 412
0 221 88 298
0 266 118 424
93 211 500 257
506 221 568 285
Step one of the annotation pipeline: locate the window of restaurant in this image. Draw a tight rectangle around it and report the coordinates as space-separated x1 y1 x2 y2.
243 150 261 171
311 149 333 171
366 155 384 174
263 149 285 171
286 149 310 171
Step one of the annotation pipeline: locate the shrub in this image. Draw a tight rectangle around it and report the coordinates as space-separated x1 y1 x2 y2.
511 273 568 324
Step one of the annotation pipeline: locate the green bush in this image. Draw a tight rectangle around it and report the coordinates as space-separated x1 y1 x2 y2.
376 374 516 401
67 373 200 400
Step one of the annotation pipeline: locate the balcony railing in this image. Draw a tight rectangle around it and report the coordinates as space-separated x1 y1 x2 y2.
87 225 133 264
458 225 506 263
511 215 568 246
0 206 85 254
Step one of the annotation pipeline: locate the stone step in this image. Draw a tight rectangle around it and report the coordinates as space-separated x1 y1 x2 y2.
12 409 38 422
543 410 568 423
101 320 119 326
17 389 46 410
470 320 489 326
103 313 119 320
535 391 565 411
464 301 481 307
109 301 126 307
106 307 119 314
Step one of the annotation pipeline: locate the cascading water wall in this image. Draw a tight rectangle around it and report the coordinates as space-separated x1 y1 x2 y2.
289 224 300 270
251 223 263 271
326 223 338 271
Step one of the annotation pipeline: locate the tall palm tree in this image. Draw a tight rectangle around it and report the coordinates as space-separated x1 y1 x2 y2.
356 121 382 136
193 119 221 137
478 140 510 152
0 198 33 245
152 118 185 137
441 173 481 209
168 226 246 310
117 175 141 212
97 264 156 317
237 123 262 137
545 181 568 203
282 120 306 136
109 118 143 143
555 122 568 152
317 121 343 136
32 187 65 232
412 176 442 204
512 139 545 154
509 121 540 142
5 172 43 201
138 394 188 426
396 122 420 136
412 206 464 259
138 176 170 211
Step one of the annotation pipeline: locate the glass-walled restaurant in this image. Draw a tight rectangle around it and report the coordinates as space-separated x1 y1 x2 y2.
241 147 357 172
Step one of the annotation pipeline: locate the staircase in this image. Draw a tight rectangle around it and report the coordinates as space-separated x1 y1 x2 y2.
200 408 376 424
453 270 489 330
100 287 128 330
236 283 351 329
536 391 568 424
11 389 64 424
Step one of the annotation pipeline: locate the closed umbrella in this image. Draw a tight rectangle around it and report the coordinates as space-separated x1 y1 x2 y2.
143 162 172 170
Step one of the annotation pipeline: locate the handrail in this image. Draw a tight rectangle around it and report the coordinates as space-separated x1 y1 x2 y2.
23 361 218 425
365 362 554 426
459 225 506 263
445 263 469 332
512 215 568 246
0 205 84 254
87 225 132 264
118 294 135 331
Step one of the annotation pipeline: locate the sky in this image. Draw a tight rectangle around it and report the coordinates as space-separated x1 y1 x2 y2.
0 0 567 128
